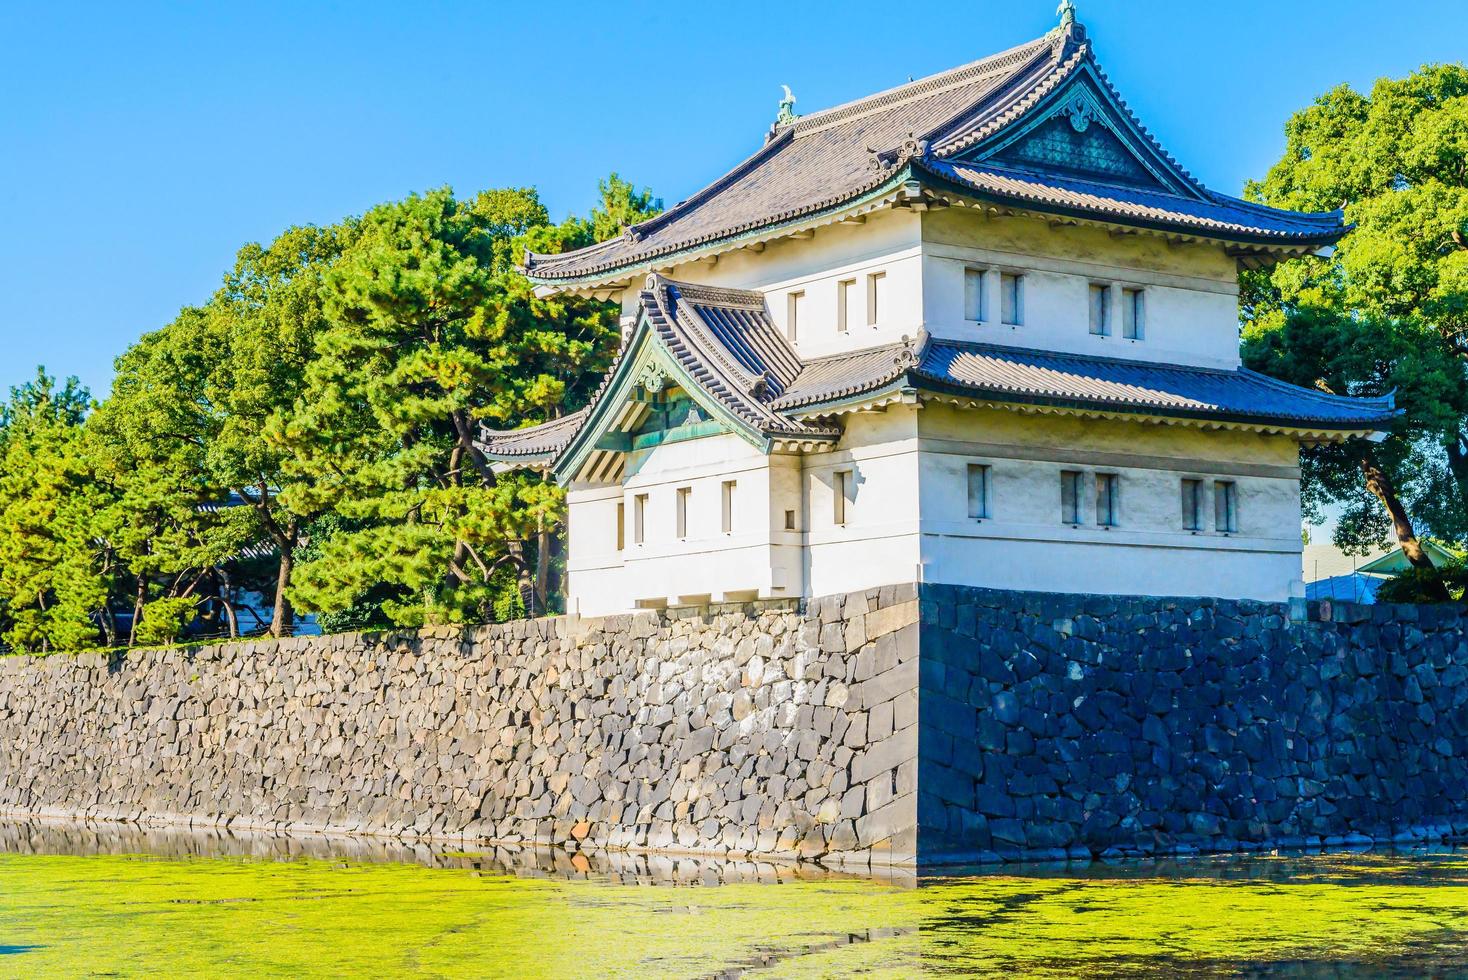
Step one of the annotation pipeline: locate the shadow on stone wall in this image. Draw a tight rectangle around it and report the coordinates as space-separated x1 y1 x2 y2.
917 584 1468 864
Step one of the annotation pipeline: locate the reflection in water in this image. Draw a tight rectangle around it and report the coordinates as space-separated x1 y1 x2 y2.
0 819 1465 978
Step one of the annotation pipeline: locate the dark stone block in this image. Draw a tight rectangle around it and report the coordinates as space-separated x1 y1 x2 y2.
991 691 1020 726
976 780 1017 818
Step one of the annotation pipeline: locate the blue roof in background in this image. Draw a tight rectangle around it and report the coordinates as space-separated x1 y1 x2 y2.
1305 573 1382 604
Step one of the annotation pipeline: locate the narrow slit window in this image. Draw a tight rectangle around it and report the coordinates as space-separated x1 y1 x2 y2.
633 493 647 545
967 464 990 520
676 486 691 539
1123 288 1145 340
836 279 855 333
833 470 851 526
1089 284 1111 336
784 509 797 531
1181 478 1204 531
616 501 626 550
1060 470 1083 525
964 268 986 322
1096 473 1120 527
866 271 885 326
786 290 804 341
1001 273 1023 325
721 480 735 534
1215 481 1238 534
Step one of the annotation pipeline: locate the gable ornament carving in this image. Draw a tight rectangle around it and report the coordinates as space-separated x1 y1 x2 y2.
637 358 671 394
1062 92 1097 133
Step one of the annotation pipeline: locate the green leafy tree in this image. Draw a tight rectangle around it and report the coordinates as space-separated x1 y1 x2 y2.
0 370 114 652
208 222 357 634
86 223 355 639
279 187 603 624
87 316 258 644
1243 63 1468 590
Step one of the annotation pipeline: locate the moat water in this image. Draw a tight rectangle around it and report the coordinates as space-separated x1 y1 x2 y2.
0 821 1465 977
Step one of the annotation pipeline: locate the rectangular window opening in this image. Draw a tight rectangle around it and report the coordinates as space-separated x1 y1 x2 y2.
784 509 797 531
1001 273 1023 326
866 271 885 327
633 493 647 545
786 290 804 341
836 279 855 333
1060 470 1083 525
1123 287 1145 340
967 464 990 520
676 486 690 540
616 501 626 551
1089 283 1111 336
833 470 851 526
964 268 986 322
1181 478 1204 532
1096 473 1120 527
721 480 735 534
1215 481 1238 534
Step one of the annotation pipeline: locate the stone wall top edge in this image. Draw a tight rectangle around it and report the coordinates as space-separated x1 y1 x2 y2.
4 579 1460 670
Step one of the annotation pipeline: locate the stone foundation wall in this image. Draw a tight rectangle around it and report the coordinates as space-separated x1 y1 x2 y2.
0 588 921 868
2 582 1466 867
918 585 1468 861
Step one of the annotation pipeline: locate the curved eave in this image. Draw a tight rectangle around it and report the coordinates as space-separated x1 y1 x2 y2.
912 162 1346 250
524 173 915 290
788 373 1399 441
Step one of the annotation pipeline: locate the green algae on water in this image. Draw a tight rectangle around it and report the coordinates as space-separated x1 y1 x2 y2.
1 850 1467 978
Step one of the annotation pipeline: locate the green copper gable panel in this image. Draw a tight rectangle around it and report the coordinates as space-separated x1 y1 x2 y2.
988 113 1165 190
958 68 1200 199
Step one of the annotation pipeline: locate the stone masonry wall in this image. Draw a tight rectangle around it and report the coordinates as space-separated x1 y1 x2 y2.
3 581 1467 867
0 587 921 868
918 584 1468 862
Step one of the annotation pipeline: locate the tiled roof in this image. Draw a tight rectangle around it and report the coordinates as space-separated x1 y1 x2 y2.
777 337 1399 430
921 162 1342 244
524 34 1059 283
477 409 587 464
640 278 839 442
525 25 1344 285
477 276 837 470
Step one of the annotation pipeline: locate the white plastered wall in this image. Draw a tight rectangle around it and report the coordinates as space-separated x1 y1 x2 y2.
564 433 805 616
802 406 925 598
913 403 1304 601
565 402 1306 610
920 208 1243 369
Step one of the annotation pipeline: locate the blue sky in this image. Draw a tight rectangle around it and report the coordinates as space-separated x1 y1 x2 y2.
2 0 1465 399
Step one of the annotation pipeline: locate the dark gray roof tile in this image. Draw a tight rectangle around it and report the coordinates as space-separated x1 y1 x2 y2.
780 338 1398 429
526 27 1344 284
478 409 587 463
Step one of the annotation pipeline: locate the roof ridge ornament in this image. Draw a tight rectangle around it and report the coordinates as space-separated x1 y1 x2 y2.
894 330 930 371
1057 0 1076 29
777 85 798 126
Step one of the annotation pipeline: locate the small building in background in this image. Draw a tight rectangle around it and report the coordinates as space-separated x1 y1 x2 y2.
1303 540 1464 604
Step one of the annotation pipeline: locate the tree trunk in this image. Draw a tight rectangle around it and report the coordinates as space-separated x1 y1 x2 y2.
546 526 563 615
271 540 295 638
128 577 146 647
100 605 117 648
508 539 533 618
533 521 550 618
1359 452 1450 599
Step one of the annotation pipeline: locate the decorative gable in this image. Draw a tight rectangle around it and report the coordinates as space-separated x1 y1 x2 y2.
989 108 1161 189
954 67 1203 199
